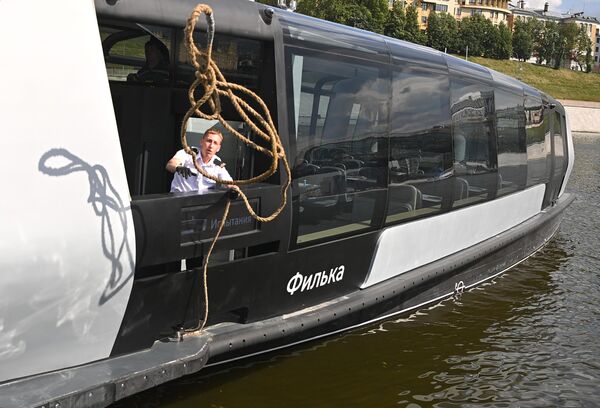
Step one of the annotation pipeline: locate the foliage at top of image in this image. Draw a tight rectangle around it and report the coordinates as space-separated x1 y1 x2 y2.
255 0 594 72
254 0 600 101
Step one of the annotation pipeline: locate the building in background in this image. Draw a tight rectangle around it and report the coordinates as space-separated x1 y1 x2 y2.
387 0 599 70
388 0 511 29
508 2 600 70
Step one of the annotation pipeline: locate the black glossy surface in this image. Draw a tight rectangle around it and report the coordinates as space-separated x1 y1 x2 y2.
95 0 274 40
450 75 498 207
524 92 551 187
386 61 452 223
285 49 390 245
444 53 493 81
279 12 389 63
495 87 527 195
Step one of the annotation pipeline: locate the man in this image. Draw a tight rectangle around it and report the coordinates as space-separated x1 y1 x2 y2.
128 37 170 83
166 129 232 193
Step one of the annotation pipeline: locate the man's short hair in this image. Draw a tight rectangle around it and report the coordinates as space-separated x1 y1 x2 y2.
203 129 224 142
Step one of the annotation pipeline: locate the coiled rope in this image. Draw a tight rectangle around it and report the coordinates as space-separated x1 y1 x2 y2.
182 4 291 334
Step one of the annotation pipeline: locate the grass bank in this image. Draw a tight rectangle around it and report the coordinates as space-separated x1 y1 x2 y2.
462 56 600 102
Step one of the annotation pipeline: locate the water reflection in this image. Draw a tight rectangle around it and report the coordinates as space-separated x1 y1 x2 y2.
115 135 600 407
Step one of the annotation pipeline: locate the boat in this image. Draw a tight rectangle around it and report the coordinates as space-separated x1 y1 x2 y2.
0 0 574 406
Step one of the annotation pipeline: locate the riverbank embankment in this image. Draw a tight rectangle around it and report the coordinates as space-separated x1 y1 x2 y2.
559 100 600 133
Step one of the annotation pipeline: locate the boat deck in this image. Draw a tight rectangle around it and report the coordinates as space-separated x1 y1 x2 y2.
0 334 210 408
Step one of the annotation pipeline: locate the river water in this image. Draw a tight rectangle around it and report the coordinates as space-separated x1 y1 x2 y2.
117 134 600 407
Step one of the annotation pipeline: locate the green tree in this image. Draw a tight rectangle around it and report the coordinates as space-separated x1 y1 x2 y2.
296 0 388 34
404 5 426 44
493 22 512 59
427 12 458 52
535 21 559 65
525 18 546 63
254 0 279 6
384 1 407 39
296 0 343 21
512 19 533 61
586 47 593 72
458 14 488 57
481 17 500 58
338 4 374 32
439 12 459 52
426 10 441 48
573 25 592 71
554 21 579 69
360 0 389 33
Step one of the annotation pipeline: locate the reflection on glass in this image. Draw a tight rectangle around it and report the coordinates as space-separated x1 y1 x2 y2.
386 65 453 225
101 25 172 83
175 32 262 89
495 88 527 196
525 93 551 186
450 77 498 208
288 51 389 245
553 111 566 176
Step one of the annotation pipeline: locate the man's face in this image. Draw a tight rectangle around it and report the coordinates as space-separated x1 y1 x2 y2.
145 44 162 69
200 132 222 162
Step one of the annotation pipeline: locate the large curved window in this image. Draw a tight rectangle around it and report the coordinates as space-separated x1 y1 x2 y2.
386 63 453 225
524 92 550 186
495 88 527 196
286 50 390 246
450 77 498 208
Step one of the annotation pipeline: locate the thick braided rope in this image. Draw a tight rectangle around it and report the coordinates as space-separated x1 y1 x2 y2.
182 4 291 223
182 4 291 334
197 199 230 333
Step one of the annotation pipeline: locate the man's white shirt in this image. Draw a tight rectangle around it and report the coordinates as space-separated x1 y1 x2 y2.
170 148 232 193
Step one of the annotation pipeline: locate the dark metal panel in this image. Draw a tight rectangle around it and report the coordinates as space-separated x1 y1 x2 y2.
278 11 389 63
95 0 275 40
206 192 574 364
444 54 493 82
0 335 209 408
112 229 379 355
271 15 294 253
132 184 286 267
488 69 524 94
386 38 447 68
523 83 542 99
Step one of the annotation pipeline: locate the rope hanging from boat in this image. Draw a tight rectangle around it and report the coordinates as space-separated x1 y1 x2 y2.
182 4 291 334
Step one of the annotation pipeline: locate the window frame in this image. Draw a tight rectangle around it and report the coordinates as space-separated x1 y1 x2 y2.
283 45 392 249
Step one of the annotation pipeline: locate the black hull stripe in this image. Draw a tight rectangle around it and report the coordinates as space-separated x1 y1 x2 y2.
205 193 574 364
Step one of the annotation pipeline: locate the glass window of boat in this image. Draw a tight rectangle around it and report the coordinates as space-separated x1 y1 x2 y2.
386 63 454 225
495 88 527 196
450 77 499 208
286 50 390 247
174 31 263 90
101 25 172 83
524 93 550 186
173 31 270 184
100 23 276 196
552 111 566 177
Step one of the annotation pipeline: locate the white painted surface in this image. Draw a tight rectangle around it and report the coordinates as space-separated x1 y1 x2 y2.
362 184 546 288
0 0 135 381
562 105 600 133
559 111 575 197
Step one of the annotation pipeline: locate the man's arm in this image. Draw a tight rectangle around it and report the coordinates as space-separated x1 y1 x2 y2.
166 154 195 179
165 156 181 173
218 166 236 191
